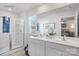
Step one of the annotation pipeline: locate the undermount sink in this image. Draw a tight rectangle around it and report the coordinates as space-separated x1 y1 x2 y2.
51 36 63 41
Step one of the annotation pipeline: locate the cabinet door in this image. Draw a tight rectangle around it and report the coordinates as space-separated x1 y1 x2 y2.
46 46 63 56
28 42 36 56
35 44 44 56
61 52 74 56
28 43 44 56
28 39 45 56
46 41 75 56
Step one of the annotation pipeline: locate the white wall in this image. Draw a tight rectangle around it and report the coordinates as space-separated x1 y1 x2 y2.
18 12 29 46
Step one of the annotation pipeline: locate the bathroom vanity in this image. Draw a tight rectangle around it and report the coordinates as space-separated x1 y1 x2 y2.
28 36 79 56
28 15 79 56
28 5 79 56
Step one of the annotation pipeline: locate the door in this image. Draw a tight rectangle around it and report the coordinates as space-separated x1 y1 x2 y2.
0 17 9 54
11 19 24 49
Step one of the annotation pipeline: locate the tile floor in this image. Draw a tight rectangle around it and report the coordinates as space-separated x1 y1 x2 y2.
9 50 26 56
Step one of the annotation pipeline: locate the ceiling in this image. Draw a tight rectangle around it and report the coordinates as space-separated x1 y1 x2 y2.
37 3 79 18
0 3 78 14
0 3 72 14
0 3 42 13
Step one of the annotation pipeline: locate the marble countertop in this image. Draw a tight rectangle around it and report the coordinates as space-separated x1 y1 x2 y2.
29 36 79 48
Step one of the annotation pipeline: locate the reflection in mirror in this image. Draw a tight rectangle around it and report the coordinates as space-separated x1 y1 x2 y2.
46 23 56 36
61 17 75 37
37 23 56 36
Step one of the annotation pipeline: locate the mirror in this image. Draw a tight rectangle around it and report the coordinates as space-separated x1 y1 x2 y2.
29 15 38 35
61 16 75 37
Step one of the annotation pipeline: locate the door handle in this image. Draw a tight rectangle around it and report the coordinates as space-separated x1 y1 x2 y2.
9 34 12 50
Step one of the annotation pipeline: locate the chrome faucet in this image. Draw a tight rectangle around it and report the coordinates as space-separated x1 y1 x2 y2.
62 35 66 41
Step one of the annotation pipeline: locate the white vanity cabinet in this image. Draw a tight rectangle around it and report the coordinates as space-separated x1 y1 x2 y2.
28 37 79 56
46 41 79 56
28 38 45 56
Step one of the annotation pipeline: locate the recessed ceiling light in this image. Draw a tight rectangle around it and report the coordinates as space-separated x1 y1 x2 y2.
8 8 12 11
4 6 15 11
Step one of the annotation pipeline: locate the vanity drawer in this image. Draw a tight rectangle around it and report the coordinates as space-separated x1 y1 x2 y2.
46 46 74 56
46 41 79 55
28 38 45 45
